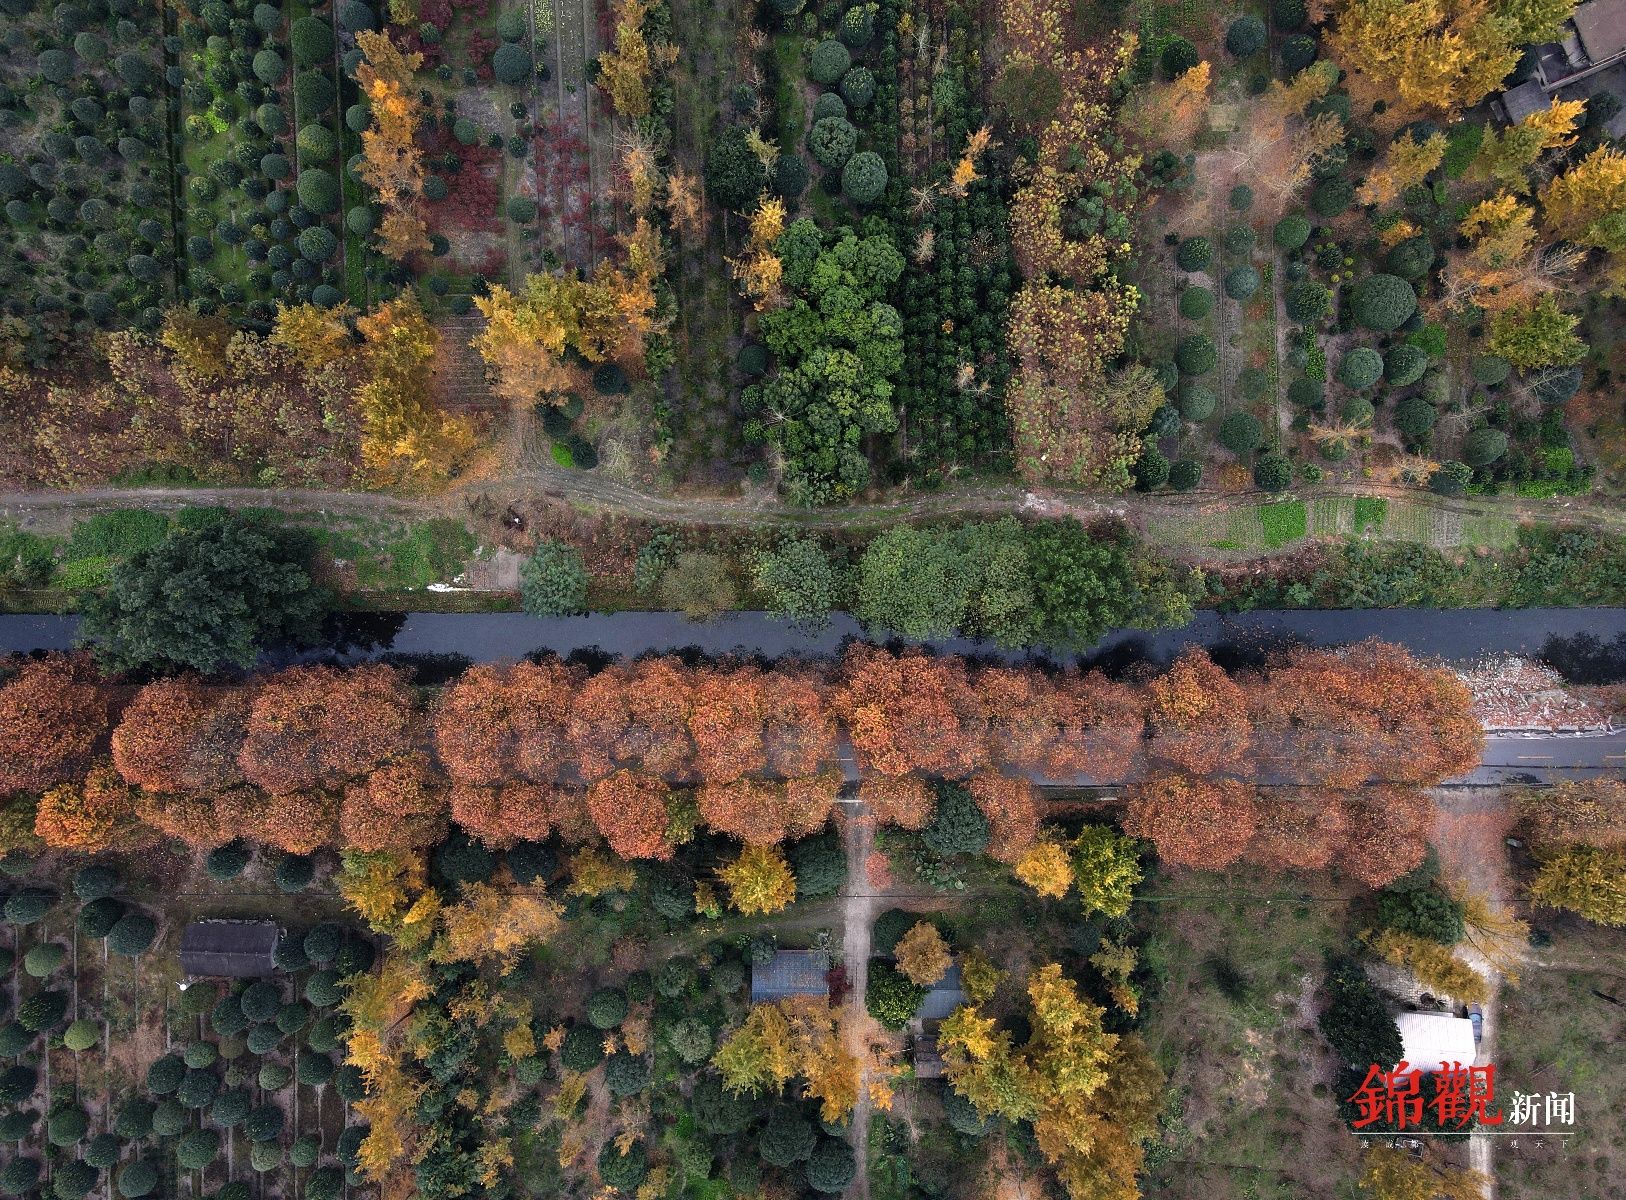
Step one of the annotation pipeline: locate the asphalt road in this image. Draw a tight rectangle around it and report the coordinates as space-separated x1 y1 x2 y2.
1465 732 1626 784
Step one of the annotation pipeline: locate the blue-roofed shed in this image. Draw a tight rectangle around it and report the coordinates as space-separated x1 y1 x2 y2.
750 950 830 1003
914 963 966 1021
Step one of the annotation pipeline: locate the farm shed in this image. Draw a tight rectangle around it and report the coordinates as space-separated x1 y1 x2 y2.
750 949 830 1003
180 919 280 978
1395 1011 1478 1074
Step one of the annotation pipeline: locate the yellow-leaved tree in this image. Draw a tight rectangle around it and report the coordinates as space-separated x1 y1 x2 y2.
938 964 1164 1200
1357 131 1447 207
355 30 431 260
1326 0 1574 126
271 302 356 370
715 844 797 914
1475 98 1586 192
894 921 952 986
1541 144 1626 252
354 288 476 485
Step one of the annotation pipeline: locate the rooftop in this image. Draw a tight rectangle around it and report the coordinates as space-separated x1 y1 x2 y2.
750 949 830 1003
179 919 280 979
1395 1011 1477 1074
1575 0 1626 66
915 962 967 1022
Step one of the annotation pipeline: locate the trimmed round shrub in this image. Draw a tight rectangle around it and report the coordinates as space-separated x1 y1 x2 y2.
294 70 335 114
72 865 118 902
334 937 375 976
177 1128 221 1170
47 1107 89 1146
1254 453 1292 492
760 1110 816 1166
296 169 341 215
1312 177 1354 217
17 991 66 1033
273 995 307 1034
305 970 343 1009
1395 395 1438 439
84 1134 121 1169
809 40 851 85
245 1023 284 1055
338 0 376 31
244 1106 284 1142
211 1089 251 1128
806 1137 857 1194
256 103 289 136
452 117 480 145
298 226 338 261
241 981 283 1024
605 1053 651 1097
1176 334 1217 376
841 151 887 204
1463 427 1509 466
305 1167 343 1200
840 2 875 45
0 1025 30 1059
24 943 65 977
183 1041 218 1069
64 1020 100 1052
560 1024 603 1072
493 42 532 83
5 889 53 925
1169 459 1203 491
347 205 377 235
1341 395 1375 426
1223 224 1255 255
113 1100 153 1140
1226 14 1267 56
177 1068 219 1109
1286 279 1330 323
507 196 538 223
206 839 253 878
599 1142 648 1192
1282 33 1319 72
1224 265 1260 300
296 123 338 162
1177 383 1216 422
275 854 315 893
1135 447 1170 490
1229 184 1254 211
108 912 157 957
1470 354 1511 386
841 66 875 108
813 91 847 123
211 997 251 1037
1349 274 1417 332
117 1161 156 1199
587 987 628 1030
0 1158 40 1196
0 1066 34 1106
1175 236 1211 272
1178 286 1213 319
433 835 495 885
1385 235 1435 280
1384 344 1429 386
290 1134 321 1169
307 1015 343 1054
260 151 293 181
1337 347 1384 390
1273 213 1311 250
291 16 334 66
251 48 285 85
54 1159 98 1199
297 1053 335 1086
304 924 342 964
1218 411 1263 455
809 116 857 168
146 1054 185 1095
249 1140 282 1173
1161 36 1199 78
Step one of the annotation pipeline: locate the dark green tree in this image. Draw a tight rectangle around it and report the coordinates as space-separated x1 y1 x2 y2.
80 519 327 673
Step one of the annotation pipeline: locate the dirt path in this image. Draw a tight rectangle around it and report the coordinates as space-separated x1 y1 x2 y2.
1431 788 1520 1200
2 471 1625 549
839 802 877 1200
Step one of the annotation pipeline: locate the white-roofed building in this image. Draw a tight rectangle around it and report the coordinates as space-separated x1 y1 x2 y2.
1395 1011 1477 1074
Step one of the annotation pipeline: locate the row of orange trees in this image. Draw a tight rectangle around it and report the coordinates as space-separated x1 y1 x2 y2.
0 641 1480 885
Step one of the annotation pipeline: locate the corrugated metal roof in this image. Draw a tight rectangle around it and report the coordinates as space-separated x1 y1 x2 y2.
179 920 280 978
750 950 829 1003
1395 1012 1476 1074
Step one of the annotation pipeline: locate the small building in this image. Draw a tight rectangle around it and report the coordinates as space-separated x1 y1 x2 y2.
912 1033 946 1080
179 920 280 978
1395 1011 1478 1074
915 963 967 1022
750 950 830 1004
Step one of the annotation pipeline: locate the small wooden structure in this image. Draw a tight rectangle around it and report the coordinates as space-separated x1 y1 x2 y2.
912 1034 946 1080
179 920 280 978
